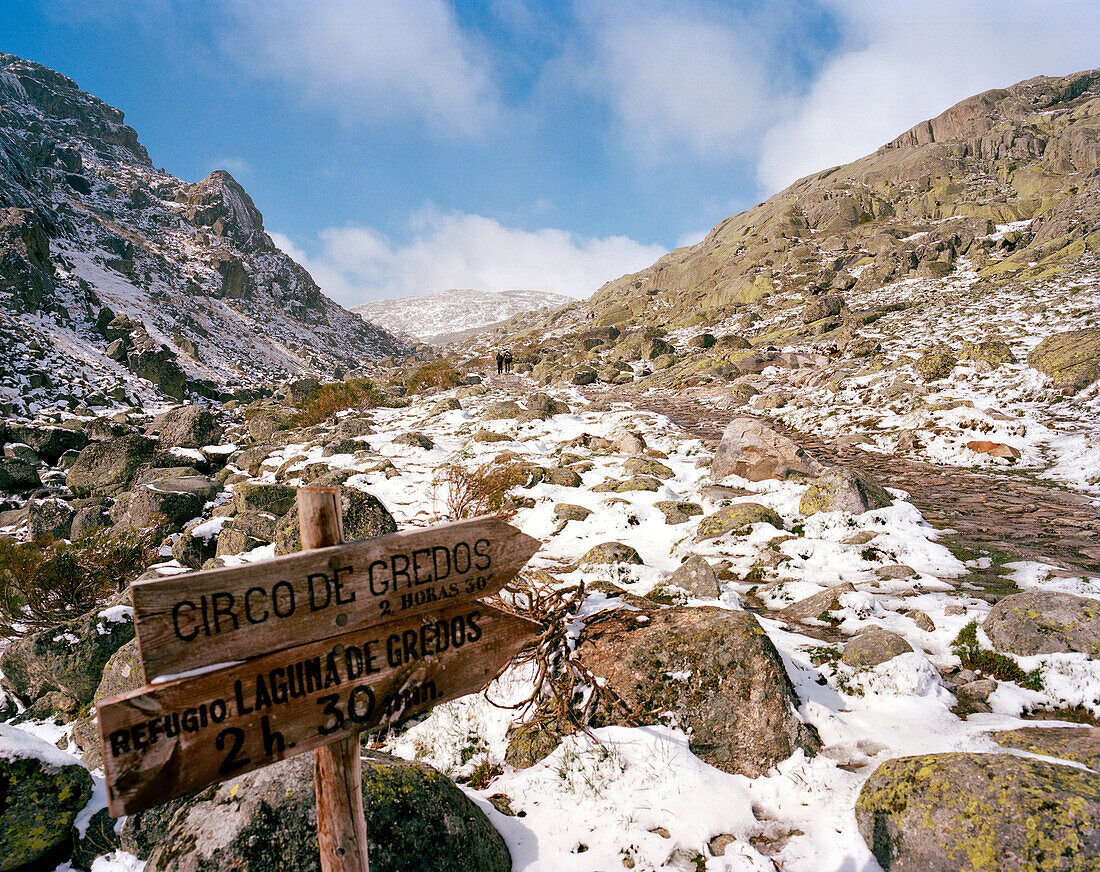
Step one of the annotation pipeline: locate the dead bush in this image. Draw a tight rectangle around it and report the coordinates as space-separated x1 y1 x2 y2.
406 360 462 393
431 461 530 520
291 378 387 427
0 527 159 634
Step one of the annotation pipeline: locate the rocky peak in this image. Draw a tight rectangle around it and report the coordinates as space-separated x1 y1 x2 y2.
0 53 150 168
885 68 1100 152
184 170 269 253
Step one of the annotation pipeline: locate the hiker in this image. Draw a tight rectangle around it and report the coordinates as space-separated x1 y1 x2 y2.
496 351 504 375
504 350 513 373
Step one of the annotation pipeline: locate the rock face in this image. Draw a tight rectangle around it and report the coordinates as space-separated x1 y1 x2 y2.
799 468 893 516
711 418 824 482
1028 328 1100 392
155 406 223 448
984 591 1100 656
0 457 40 492
856 753 1100 871
581 606 820 777
0 724 94 871
122 752 510 872
0 603 134 705
66 435 155 497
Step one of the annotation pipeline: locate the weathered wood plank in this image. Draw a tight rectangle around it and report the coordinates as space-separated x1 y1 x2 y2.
131 515 540 681
98 602 538 817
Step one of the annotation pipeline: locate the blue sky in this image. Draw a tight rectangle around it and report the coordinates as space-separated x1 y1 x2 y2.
3 1 1099 305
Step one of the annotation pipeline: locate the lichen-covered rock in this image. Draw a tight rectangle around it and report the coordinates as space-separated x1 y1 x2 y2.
503 721 565 770
154 405 223 449
572 369 597 386
123 752 511 872
710 418 823 482
553 504 592 522
665 556 720 598
581 606 820 777
6 424 87 464
592 476 662 494
579 541 643 566
0 602 134 706
0 724 94 871
799 468 892 516
1028 327 1100 392
856 753 1100 871
802 294 845 323
623 457 674 480
525 392 570 417
482 401 522 420
841 627 913 667
544 467 582 487
960 338 1017 366
124 475 219 530
984 591 1100 656
653 501 703 525
66 434 156 497
274 487 396 555
696 503 783 540
233 481 297 516
915 349 958 381
392 431 434 450
72 637 143 769
992 726 1100 770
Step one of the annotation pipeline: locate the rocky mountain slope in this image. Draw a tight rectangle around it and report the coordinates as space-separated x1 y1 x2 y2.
352 288 572 345
458 68 1100 503
0 53 408 417
577 67 1100 328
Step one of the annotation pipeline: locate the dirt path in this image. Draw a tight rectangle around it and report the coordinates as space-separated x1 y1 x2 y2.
597 386 1100 587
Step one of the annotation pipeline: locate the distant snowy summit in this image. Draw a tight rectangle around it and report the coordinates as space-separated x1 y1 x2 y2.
352 288 573 345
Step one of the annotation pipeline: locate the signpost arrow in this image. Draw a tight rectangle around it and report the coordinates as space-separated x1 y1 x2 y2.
98 599 537 817
130 514 540 682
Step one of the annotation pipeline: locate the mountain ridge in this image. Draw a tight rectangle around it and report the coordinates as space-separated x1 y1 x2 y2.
0 53 408 417
351 287 573 345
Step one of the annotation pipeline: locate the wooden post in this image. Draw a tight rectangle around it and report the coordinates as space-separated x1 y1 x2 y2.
298 487 370 872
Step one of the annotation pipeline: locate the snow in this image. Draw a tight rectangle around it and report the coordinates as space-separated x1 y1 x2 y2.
0 722 79 771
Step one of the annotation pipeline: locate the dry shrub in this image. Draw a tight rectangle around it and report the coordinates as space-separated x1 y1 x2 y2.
406 360 462 393
431 461 530 520
291 378 386 427
0 528 159 634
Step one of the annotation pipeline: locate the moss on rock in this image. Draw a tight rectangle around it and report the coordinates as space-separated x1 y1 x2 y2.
856 752 1100 871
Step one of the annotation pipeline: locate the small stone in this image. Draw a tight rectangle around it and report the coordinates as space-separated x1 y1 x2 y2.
665 556 721 598
966 440 1021 459
553 504 592 522
876 564 917 579
654 501 703 525
696 503 783 541
841 627 913 667
579 541 643 566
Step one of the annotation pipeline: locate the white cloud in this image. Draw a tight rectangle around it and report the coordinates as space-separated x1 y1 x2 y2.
561 1 807 161
219 0 501 137
758 0 1100 192
272 208 666 307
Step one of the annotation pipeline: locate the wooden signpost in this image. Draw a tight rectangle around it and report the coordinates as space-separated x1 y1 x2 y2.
98 487 541 872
